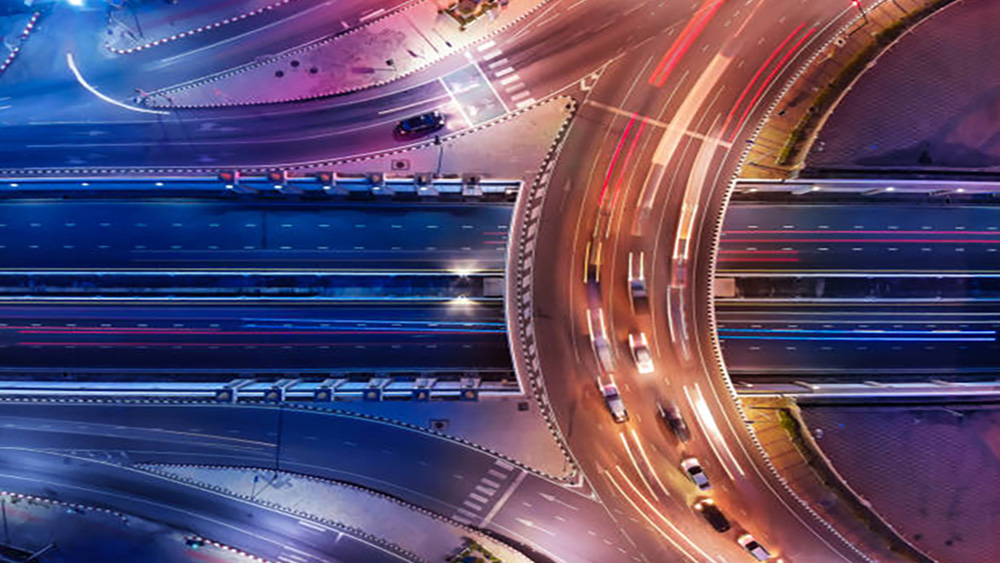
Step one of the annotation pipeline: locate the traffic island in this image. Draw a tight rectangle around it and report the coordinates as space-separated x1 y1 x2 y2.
140 464 535 563
443 0 507 30
449 539 504 562
741 0 960 179
145 0 550 108
742 396 934 563
0 489 265 563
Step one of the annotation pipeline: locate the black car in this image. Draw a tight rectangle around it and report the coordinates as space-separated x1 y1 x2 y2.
693 498 731 533
395 111 446 136
657 400 691 442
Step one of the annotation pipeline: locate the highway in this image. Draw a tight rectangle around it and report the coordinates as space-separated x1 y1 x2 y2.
715 202 1000 380
0 301 509 372
718 300 1000 378
0 0 941 561
0 198 510 272
719 203 1000 274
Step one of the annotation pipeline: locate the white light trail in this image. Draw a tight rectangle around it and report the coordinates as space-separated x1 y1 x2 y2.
66 53 169 116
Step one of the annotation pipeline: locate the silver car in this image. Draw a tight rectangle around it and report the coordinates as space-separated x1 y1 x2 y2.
628 332 654 374
600 380 629 423
681 457 711 490
737 534 772 561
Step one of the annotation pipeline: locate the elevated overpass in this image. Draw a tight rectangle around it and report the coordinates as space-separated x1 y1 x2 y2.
0 176 524 400
716 177 1000 397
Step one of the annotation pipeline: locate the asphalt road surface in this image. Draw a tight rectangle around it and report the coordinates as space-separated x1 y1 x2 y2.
719 203 1000 274
0 0 942 561
0 401 640 563
718 300 1000 378
527 0 880 561
0 301 511 372
0 198 510 272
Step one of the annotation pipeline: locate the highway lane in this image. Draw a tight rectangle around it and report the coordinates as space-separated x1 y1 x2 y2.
0 198 509 272
719 203 1000 274
0 301 510 372
718 300 1000 377
0 401 640 563
527 0 880 561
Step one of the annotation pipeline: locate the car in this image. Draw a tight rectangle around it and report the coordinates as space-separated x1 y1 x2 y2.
587 308 615 373
693 498 730 532
394 111 445 136
628 332 654 374
656 400 691 442
628 251 647 302
737 534 772 561
681 457 710 490
600 380 628 423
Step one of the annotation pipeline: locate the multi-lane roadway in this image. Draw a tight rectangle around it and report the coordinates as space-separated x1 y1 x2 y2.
0 301 509 372
719 203 1000 274
527 0 887 562
0 400 640 563
0 197 509 272
718 201 1000 381
0 0 942 561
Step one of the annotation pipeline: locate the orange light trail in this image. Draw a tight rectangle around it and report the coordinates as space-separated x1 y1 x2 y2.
647 0 726 88
603 468 703 562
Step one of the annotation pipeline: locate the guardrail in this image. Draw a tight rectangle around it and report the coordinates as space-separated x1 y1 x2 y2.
0 271 504 300
735 379 1000 399
733 177 1000 197
0 174 521 202
0 372 521 402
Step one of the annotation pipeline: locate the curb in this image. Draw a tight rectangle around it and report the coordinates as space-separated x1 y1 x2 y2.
505 95 584 484
0 12 41 79
0 488 129 523
106 0 295 55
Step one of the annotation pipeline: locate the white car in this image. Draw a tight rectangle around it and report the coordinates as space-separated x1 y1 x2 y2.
737 534 772 561
600 380 628 423
628 332 654 374
681 457 711 490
